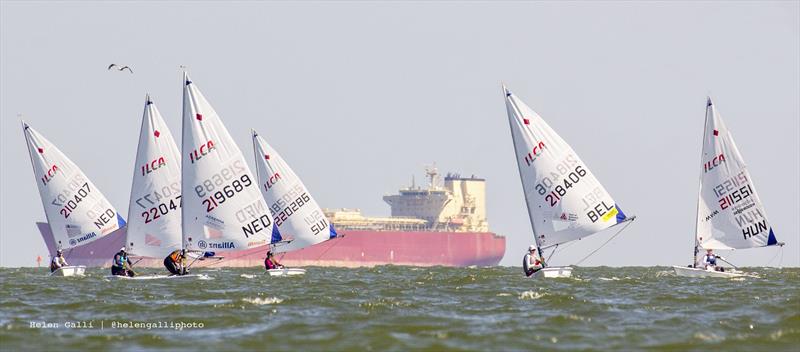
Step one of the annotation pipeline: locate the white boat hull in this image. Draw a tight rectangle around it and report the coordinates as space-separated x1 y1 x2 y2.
105 273 209 280
532 266 572 278
672 265 748 278
50 266 86 277
267 268 306 277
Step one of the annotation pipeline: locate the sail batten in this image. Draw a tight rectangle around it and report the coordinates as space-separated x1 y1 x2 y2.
252 130 337 253
504 86 628 250
23 122 125 250
126 96 183 257
180 73 277 252
695 98 778 250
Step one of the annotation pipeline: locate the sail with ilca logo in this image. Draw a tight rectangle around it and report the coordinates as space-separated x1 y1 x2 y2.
181 73 279 253
23 121 125 277
125 95 183 258
673 98 783 278
503 85 634 278
252 129 337 255
23 121 126 251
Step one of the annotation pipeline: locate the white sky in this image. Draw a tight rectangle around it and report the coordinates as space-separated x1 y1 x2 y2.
1 1 798 267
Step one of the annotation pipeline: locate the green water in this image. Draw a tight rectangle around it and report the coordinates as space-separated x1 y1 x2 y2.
0 266 797 351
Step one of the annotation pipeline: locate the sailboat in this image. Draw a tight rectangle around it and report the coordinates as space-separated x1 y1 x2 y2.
251 130 338 276
107 95 193 280
180 73 280 264
23 121 127 277
503 85 635 278
673 98 783 278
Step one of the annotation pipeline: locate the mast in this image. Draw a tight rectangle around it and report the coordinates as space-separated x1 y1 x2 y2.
693 98 712 267
251 129 260 189
125 95 150 252
180 71 187 251
503 86 546 266
22 120 58 251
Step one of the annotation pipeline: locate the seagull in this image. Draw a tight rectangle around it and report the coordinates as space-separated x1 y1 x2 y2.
107 64 133 73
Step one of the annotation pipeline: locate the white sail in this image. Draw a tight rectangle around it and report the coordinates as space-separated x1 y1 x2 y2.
181 73 279 252
695 98 778 250
252 130 337 253
23 122 126 250
504 86 628 248
126 95 183 257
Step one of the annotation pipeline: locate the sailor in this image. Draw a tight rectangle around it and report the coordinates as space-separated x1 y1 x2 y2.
111 247 135 277
523 245 544 277
702 249 725 272
264 251 284 270
164 249 188 276
50 249 68 273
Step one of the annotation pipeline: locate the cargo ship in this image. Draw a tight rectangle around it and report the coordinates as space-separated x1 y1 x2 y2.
36 167 506 268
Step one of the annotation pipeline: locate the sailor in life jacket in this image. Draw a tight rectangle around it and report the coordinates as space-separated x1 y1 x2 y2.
164 249 188 276
111 247 135 277
523 245 544 277
264 251 284 270
50 249 68 273
701 249 725 272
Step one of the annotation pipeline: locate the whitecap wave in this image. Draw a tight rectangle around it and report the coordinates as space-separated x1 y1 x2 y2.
519 290 546 300
243 297 284 305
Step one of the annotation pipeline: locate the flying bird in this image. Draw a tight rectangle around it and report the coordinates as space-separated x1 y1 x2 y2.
107 64 133 73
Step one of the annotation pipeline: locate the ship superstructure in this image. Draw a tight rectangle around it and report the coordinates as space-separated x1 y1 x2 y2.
328 166 489 233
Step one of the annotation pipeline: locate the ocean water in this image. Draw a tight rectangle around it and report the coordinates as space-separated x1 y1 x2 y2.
0 266 797 351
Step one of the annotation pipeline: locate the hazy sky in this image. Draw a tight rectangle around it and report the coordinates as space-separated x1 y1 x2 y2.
1 1 798 267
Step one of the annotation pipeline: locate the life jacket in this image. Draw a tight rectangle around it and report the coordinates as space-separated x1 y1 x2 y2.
265 257 277 270
113 252 127 267
704 254 716 265
168 250 182 263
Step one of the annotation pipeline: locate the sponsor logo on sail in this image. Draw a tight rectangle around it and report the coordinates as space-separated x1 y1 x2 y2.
198 241 235 249
75 232 96 244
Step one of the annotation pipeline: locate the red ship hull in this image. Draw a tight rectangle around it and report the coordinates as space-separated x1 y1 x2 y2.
37 223 505 268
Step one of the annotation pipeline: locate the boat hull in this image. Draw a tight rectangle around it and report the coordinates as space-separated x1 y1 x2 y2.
104 273 209 280
50 265 86 277
532 266 573 278
672 265 748 278
266 268 306 277
37 223 506 268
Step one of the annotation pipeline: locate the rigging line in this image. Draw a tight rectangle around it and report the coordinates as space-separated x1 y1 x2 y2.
546 240 578 264
64 247 75 261
194 249 255 269
312 234 347 262
765 246 782 267
574 219 633 266
546 244 558 263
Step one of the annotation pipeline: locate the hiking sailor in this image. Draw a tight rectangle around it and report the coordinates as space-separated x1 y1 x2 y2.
50 249 68 273
523 245 544 277
111 247 135 277
164 249 188 276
